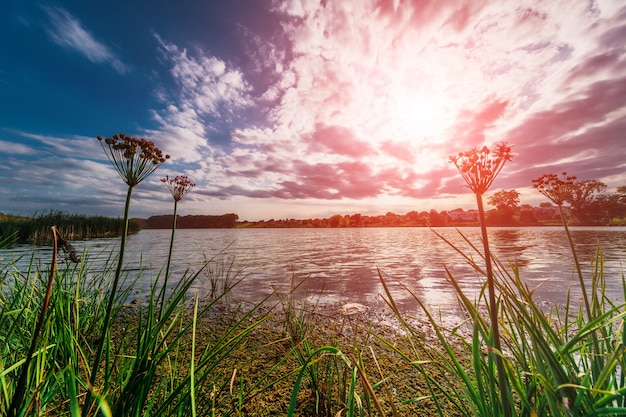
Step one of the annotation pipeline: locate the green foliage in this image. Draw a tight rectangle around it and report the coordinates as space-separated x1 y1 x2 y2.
0 245 271 416
378 229 626 416
487 189 520 209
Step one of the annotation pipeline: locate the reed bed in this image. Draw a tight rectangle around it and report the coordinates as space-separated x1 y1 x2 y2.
0 211 138 243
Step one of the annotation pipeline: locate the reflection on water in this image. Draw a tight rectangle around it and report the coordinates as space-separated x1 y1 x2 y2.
1 227 625 320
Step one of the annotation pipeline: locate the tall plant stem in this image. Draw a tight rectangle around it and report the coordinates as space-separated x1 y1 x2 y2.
557 204 591 319
476 193 512 417
7 226 59 417
84 185 133 414
159 199 177 321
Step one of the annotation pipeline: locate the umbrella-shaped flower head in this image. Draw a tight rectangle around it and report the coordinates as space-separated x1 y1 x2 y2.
161 175 196 202
449 141 513 195
97 133 169 187
531 172 577 206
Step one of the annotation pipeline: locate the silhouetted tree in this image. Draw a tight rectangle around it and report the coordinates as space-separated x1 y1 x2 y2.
329 214 342 227
487 189 520 225
428 209 448 227
349 213 363 227
488 189 520 209
566 180 607 225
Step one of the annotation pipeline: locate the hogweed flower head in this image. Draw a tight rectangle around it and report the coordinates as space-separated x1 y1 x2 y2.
162 175 195 202
449 141 513 195
97 133 170 187
531 172 576 206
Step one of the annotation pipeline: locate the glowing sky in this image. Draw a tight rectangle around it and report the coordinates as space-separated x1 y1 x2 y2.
1 1 625 221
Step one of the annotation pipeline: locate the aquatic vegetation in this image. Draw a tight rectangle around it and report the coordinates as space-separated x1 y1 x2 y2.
6 227 80 417
85 134 170 413
372 161 626 416
159 175 195 320
532 172 577 206
449 141 514 417
379 232 626 416
97 133 169 187
0 211 137 243
533 172 591 318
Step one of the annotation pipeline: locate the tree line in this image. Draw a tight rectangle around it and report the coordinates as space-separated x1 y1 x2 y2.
242 182 626 228
140 213 240 229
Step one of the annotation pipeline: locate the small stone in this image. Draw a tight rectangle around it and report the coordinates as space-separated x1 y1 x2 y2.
337 302 367 315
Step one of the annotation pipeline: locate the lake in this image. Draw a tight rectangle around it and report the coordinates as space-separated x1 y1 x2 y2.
2 227 625 321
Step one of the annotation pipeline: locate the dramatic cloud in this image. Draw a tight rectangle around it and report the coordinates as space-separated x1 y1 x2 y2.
192 0 626 213
2 1 625 220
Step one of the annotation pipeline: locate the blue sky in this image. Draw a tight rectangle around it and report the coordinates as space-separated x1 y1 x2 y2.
1 1 625 221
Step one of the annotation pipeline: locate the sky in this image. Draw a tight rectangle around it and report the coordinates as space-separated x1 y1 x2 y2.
1 0 625 222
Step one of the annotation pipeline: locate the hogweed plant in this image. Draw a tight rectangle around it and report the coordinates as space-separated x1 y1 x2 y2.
159 175 195 320
85 134 169 413
532 172 591 319
449 141 514 417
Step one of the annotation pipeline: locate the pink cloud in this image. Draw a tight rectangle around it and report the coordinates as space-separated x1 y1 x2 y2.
306 124 374 157
149 0 626 218
451 99 510 148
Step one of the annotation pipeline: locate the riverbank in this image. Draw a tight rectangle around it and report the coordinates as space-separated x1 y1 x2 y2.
113 299 467 416
4 208 624 244
3 228 625 415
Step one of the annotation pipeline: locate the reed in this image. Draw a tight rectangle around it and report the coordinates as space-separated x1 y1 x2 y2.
0 211 137 244
375 225 626 416
84 133 170 413
159 175 195 321
0 236 278 416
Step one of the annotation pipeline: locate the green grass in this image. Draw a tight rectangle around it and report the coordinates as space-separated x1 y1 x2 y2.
0 244 274 416
377 228 626 416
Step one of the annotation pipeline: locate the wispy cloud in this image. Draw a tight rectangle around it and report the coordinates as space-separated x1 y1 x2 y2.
147 36 253 163
43 6 129 74
0 140 33 155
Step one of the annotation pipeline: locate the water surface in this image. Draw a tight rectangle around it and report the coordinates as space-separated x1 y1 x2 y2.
2 227 625 320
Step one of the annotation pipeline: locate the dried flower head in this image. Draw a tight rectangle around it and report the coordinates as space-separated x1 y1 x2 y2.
162 175 195 202
56 231 80 263
97 133 170 187
531 172 576 206
449 141 513 195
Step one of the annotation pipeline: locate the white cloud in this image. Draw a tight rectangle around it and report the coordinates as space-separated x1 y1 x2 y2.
0 140 33 155
17 132 103 159
149 36 254 163
43 6 129 74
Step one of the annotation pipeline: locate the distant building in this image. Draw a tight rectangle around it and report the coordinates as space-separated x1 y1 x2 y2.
448 208 478 222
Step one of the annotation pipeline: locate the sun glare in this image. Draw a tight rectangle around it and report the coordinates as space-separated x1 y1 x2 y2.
398 96 448 137
361 81 456 176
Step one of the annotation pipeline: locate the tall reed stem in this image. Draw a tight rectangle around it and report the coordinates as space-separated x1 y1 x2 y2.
476 193 512 417
159 199 178 321
84 185 133 414
7 226 59 417
557 204 591 318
